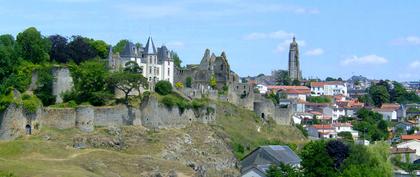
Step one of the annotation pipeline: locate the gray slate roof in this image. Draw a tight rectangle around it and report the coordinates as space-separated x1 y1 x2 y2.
240 145 301 174
144 36 156 54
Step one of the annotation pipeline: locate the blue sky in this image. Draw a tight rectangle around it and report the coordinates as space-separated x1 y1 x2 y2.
0 0 419 81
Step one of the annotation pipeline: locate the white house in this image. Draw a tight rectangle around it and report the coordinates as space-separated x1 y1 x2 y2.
373 108 397 121
333 122 359 139
323 106 346 123
109 36 174 85
397 140 420 157
311 81 348 96
268 86 311 102
255 84 268 94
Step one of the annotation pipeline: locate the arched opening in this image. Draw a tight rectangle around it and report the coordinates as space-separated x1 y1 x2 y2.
25 124 32 135
261 113 265 119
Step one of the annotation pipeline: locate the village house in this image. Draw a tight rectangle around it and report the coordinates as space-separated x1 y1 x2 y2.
310 81 348 96
307 124 336 139
240 145 301 177
390 147 417 163
397 140 420 159
373 103 400 121
267 85 311 102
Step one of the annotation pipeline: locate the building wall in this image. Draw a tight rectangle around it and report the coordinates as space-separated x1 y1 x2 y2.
52 67 74 103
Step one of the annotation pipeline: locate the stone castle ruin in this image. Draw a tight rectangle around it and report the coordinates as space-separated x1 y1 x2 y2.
0 48 295 140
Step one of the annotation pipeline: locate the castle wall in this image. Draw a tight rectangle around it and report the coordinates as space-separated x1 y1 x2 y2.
93 105 136 126
41 108 76 129
0 104 28 140
140 96 215 129
52 67 73 103
75 106 94 132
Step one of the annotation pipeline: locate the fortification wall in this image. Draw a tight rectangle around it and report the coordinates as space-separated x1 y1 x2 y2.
140 96 216 129
52 67 73 103
0 104 42 140
76 106 95 132
41 108 76 129
93 105 141 126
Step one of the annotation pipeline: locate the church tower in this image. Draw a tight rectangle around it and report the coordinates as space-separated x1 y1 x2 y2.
288 36 301 81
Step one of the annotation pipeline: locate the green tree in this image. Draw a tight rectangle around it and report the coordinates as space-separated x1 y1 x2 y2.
124 61 143 73
155 80 173 95
300 140 337 177
34 65 56 106
171 51 182 68
16 27 51 63
266 163 303 177
185 77 192 88
369 85 390 107
67 60 112 106
292 79 300 86
337 131 354 143
113 39 129 53
0 34 21 83
88 39 109 59
108 71 148 105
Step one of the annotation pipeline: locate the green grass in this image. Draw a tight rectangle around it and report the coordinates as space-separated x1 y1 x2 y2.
211 101 307 159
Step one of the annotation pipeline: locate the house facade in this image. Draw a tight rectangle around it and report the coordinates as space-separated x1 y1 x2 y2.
310 81 348 96
109 37 174 85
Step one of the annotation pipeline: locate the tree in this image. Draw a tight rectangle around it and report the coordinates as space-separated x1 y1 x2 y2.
108 71 148 105
16 27 51 63
337 131 354 143
124 61 142 73
326 140 349 169
48 34 70 63
67 60 112 106
266 163 303 177
210 74 217 89
292 79 300 86
113 39 129 53
300 140 336 177
325 77 337 81
369 85 390 107
88 39 109 59
185 77 192 88
155 80 173 95
68 36 97 64
275 70 291 85
0 34 20 83
171 51 182 68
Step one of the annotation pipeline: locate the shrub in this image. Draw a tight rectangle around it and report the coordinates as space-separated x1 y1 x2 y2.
155 80 173 95
161 95 177 107
0 91 15 112
175 82 184 89
185 77 192 88
21 94 41 113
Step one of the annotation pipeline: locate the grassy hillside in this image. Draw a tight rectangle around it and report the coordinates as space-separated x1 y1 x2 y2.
0 100 307 177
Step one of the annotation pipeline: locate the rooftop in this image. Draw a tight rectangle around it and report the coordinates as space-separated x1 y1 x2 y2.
311 81 345 87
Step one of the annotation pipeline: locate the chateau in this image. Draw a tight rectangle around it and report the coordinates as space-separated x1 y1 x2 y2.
288 37 302 81
108 37 174 84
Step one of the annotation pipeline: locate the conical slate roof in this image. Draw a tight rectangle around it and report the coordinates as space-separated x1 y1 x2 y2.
144 36 156 54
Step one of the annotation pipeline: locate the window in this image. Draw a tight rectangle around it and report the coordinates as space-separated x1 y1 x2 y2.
149 57 152 63
149 67 152 74
156 68 159 75
168 68 170 76
220 64 223 70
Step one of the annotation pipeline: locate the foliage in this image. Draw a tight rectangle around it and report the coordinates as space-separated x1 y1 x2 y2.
337 116 354 123
0 34 21 83
66 60 112 106
113 39 129 53
300 140 337 177
292 79 300 86
34 65 55 106
306 96 331 103
352 108 388 141
275 70 291 86
155 80 173 95
326 140 349 169
337 131 354 143
48 34 70 63
21 94 42 114
87 39 108 59
49 100 77 108
124 61 142 73
210 74 217 89
185 77 192 88
108 70 148 105
266 92 280 105
325 77 342 81
16 27 51 64
295 124 308 137
175 82 184 89
369 84 390 107
0 91 15 112
1 61 37 93
362 81 420 107
67 36 98 64
266 163 303 177
171 51 182 68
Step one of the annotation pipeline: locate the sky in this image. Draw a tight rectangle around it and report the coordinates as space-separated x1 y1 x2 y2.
0 0 419 81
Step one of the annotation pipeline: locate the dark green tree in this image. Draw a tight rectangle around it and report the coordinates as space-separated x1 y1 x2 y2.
369 85 390 107
155 80 173 95
48 34 70 63
0 34 21 83
108 71 148 105
68 36 97 64
16 27 51 63
185 77 192 88
300 140 337 177
171 51 182 68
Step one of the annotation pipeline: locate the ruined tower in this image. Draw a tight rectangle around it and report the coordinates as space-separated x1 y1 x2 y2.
288 36 301 81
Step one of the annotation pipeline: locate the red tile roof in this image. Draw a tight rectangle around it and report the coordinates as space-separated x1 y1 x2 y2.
312 124 333 129
311 81 344 87
390 147 416 154
267 85 311 94
401 134 420 140
380 103 400 110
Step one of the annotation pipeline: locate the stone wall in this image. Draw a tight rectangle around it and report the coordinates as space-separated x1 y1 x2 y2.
0 104 42 140
252 97 294 125
93 105 141 126
41 108 76 129
52 67 73 103
140 95 216 129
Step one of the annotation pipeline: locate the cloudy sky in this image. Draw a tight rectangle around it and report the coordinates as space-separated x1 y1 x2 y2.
0 0 419 81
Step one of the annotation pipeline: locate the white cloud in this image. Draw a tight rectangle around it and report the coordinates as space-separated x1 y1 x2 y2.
391 36 420 45
341 55 388 65
275 39 306 53
304 48 324 56
409 60 420 69
244 30 294 40
166 41 185 49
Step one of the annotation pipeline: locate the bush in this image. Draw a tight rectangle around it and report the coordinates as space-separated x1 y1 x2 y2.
307 96 331 103
185 77 192 88
161 95 177 108
21 94 41 113
0 91 15 112
175 82 184 89
155 80 173 95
